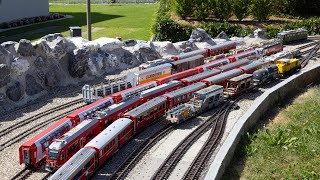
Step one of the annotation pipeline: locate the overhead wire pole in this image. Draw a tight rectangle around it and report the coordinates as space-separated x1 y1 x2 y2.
86 0 92 41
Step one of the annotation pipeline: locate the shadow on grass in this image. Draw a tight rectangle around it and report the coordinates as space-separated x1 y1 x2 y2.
221 86 310 180
0 12 123 43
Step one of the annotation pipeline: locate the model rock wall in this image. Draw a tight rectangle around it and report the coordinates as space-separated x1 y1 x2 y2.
0 28 261 109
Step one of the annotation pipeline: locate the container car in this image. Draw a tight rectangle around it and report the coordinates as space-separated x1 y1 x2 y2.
127 64 172 86
170 55 204 73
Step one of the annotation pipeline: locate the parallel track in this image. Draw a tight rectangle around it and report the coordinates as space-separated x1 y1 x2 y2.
151 102 232 180
0 99 83 138
110 123 175 180
182 103 233 180
10 167 35 180
0 102 86 151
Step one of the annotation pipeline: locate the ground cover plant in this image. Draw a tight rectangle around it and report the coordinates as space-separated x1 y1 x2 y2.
0 3 158 42
223 86 320 179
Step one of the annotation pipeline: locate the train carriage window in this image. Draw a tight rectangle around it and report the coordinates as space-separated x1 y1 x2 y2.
138 116 143 122
177 97 181 102
215 94 220 101
183 95 186 100
209 97 213 103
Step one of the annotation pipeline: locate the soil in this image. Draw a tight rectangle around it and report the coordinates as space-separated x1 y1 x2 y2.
171 14 300 29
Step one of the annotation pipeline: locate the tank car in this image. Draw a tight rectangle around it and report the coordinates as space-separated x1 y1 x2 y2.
253 64 279 86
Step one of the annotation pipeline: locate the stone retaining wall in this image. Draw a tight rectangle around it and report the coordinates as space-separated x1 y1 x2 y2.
205 64 320 180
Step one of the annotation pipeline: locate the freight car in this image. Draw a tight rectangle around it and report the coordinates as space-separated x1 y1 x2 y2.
253 64 279 86
167 85 224 123
274 58 301 76
277 28 308 44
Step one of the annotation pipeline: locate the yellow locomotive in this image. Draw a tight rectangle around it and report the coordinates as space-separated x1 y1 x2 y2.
274 58 301 76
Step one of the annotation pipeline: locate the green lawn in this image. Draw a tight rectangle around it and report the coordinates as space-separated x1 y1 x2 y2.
0 3 159 43
223 86 320 179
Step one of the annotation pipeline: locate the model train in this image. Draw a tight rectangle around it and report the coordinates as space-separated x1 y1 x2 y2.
278 28 308 44
19 40 283 169
50 56 302 179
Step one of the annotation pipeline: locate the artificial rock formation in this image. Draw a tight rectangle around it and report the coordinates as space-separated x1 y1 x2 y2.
0 28 262 109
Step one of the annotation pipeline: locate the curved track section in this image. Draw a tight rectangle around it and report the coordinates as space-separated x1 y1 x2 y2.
182 104 233 180
151 101 232 180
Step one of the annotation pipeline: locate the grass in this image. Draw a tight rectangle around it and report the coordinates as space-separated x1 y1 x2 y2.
0 3 159 43
223 86 320 179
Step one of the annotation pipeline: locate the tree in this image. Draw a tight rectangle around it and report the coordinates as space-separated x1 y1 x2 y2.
213 0 232 21
233 0 251 21
193 0 210 21
173 0 194 19
251 0 272 21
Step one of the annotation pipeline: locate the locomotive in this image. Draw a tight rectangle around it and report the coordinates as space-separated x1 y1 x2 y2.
278 28 308 44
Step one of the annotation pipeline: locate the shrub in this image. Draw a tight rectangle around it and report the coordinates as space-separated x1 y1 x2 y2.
233 0 251 21
283 17 320 35
213 0 232 21
193 0 210 21
200 21 244 37
250 0 272 21
265 25 281 38
173 0 194 19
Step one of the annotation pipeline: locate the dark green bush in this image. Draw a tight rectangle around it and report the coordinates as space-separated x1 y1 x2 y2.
264 25 281 38
213 0 232 21
200 21 245 37
233 0 251 21
283 17 320 35
173 0 194 19
192 0 210 21
250 0 272 21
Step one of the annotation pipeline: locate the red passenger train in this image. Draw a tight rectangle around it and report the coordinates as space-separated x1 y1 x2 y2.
19 40 283 169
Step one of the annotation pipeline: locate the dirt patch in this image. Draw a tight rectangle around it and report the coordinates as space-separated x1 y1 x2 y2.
171 14 300 29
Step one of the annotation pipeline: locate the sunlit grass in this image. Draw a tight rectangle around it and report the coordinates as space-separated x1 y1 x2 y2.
0 3 158 42
223 86 320 179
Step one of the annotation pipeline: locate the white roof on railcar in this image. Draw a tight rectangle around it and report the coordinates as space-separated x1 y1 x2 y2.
49 147 96 180
164 82 206 98
49 119 98 151
130 63 172 76
125 96 167 117
85 118 132 150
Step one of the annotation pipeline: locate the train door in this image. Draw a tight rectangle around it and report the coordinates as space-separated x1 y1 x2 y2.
80 138 84 148
23 148 30 165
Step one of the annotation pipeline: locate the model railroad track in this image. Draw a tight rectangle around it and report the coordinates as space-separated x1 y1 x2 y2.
10 167 36 180
301 43 320 68
41 172 53 180
110 122 176 180
150 101 232 180
0 102 86 151
110 105 225 180
0 98 83 138
182 103 233 180
295 41 318 51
